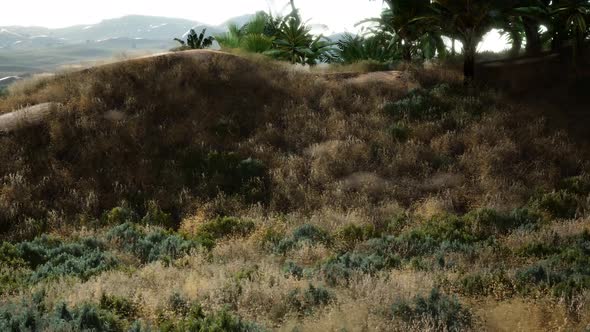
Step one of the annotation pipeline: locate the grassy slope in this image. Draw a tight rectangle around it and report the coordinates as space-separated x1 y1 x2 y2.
0 52 589 331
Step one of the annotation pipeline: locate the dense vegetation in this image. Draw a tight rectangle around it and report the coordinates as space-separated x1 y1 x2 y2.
0 0 589 331
0 49 588 330
211 0 589 81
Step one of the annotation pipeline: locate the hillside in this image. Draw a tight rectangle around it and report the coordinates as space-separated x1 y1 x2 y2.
0 52 589 331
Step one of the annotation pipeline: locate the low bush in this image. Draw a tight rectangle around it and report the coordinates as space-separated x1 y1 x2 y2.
0 293 129 332
107 223 201 263
182 151 270 204
282 261 304 279
515 231 590 299
463 208 541 239
141 201 174 229
158 293 264 332
104 205 139 225
389 123 411 142
455 270 514 297
334 223 377 252
0 242 31 294
16 236 118 282
321 210 532 285
285 284 333 316
559 175 590 196
321 237 404 285
275 224 331 254
391 288 472 331
195 216 255 242
100 294 138 320
532 190 580 219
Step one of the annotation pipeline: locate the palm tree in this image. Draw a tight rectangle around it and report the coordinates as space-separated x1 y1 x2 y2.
551 0 590 58
266 0 335 65
380 0 434 61
335 32 400 64
269 13 314 64
174 29 215 50
366 0 445 61
216 12 275 53
510 0 552 55
430 0 500 82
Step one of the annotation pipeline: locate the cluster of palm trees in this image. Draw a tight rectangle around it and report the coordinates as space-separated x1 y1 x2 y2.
368 0 590 81
176 1 589 81
215 1 334 66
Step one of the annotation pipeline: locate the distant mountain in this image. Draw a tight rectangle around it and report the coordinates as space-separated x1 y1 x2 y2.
53 15 223 42
0 14 257 78
0 15 253 50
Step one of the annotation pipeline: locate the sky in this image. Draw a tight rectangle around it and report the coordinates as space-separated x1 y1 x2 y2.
0 0 383 32
0 0 510 51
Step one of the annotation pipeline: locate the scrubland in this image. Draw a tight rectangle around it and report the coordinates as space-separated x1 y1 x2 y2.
0 52 589 331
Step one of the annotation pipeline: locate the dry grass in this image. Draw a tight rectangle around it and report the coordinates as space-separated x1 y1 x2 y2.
1 51 590 331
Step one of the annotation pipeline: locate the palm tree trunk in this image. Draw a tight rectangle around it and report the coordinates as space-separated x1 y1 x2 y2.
523 18 542 55
463 36 477 83
451 39 456 56
464 52 475 83
402 42 412 62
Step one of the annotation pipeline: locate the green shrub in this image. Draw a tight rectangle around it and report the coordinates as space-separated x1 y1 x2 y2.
107 223 200 263
515 231 590 299
321 237 402 285
275 224 331 254
0 242 31 294
286 284 333 316
282 261 303 279
418 214 477 244
334 224 377 252
234 266 259 283
182 151 270 204
463 208 541 239
387 214 410 236
292 224 331 243
0 294 127 332
100 294 138 320
559 175 590 196
391 288 472 331
533 190 579 219
16 236 118 282
196 217 255 241
104 206 139 225
142 201 174 229
456 270 513 297
158 293 264 332
517 242 560 257
389 123 410 142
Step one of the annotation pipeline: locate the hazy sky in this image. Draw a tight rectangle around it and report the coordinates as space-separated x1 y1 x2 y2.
1 0 509 51
1 0 383 32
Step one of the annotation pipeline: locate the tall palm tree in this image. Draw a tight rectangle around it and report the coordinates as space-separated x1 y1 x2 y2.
515 0 589 57
383 0 434 61
367 0 445 61
551 0 590 57
216 12 275 53
511 0 552 55
430 0 500 82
